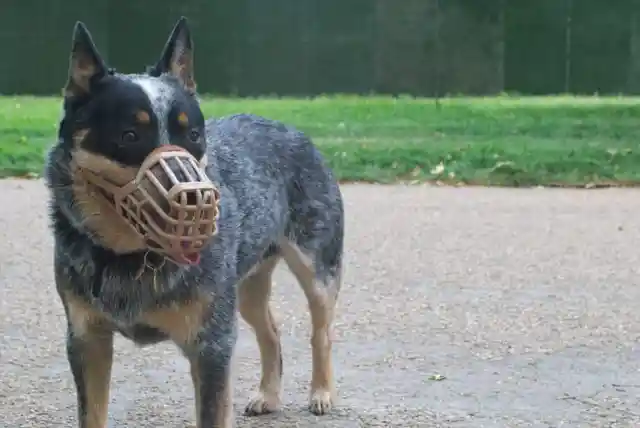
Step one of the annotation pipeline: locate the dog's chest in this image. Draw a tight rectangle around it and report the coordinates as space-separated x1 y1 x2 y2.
89 265 186 326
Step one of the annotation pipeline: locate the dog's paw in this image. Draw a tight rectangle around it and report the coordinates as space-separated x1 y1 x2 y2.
243 391 281 416
309 389 333 415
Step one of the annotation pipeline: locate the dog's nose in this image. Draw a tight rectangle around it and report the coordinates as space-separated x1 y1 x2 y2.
183 190 198 206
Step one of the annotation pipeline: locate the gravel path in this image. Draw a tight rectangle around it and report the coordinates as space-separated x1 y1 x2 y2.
2 179 640 427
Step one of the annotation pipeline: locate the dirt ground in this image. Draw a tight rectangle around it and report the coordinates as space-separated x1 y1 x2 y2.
2 179 640 427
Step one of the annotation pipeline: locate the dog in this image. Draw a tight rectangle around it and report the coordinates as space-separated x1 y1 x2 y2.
44 17 344 428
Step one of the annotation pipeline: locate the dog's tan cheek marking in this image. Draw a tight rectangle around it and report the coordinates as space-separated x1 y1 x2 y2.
64 293 113 428
72 149 138 185
69 178 145 254
141 293 213 345
69 148 146 253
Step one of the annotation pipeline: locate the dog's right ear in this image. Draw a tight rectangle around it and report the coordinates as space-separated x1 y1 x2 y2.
63 21 107 98
147 17 196 94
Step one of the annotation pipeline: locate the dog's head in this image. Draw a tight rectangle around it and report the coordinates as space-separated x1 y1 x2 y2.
51 18 215 258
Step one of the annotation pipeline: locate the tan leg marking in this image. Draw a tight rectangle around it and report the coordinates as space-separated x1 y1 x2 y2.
190 359 202 428
214 375 234 427
238 256 283 415
141 293 213 346
280 240 339 415
64 293 114 428
189 357 234 428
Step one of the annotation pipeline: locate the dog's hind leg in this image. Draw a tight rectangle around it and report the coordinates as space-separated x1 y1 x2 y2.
280 238 342 415
238 255 283 416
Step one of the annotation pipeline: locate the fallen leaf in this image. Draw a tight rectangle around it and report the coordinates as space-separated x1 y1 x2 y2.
430 162 445 175
428 374 446 381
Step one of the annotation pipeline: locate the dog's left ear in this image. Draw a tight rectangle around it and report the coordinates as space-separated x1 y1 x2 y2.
149 17 196 94
64 21 108 98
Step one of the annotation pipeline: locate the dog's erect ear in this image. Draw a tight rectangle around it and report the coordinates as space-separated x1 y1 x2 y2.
150 17 196 94
64 21 107 98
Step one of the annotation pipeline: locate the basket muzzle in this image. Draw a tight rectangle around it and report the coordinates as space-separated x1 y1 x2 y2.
79 145 220 265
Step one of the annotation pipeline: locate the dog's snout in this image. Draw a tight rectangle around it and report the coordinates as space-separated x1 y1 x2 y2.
167 160 190 183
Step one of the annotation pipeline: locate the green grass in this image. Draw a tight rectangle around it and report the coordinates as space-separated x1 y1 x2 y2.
2 94 640 186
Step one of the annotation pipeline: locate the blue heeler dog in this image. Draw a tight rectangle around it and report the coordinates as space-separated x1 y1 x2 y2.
44 17 344 428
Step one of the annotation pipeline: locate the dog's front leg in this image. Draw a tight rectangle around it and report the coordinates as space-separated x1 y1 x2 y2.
62 294 114 428
189 341 235 428
141 292 237 427
67 326 114 428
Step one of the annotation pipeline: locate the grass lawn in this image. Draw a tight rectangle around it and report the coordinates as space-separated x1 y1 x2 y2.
2 94 640 186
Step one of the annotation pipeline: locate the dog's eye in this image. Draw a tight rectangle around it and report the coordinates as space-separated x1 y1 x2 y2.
189 130 201 142
122 130 139 143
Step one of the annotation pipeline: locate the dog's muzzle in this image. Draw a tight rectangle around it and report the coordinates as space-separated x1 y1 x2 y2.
79 145 220 264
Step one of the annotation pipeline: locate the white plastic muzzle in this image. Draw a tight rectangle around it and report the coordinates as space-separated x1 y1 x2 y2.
78 145 220 263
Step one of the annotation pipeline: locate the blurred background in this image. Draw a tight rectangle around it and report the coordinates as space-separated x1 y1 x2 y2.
0 0 637 97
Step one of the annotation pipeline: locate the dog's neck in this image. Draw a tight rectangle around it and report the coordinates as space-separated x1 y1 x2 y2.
51 202 185 297
53 205 200 324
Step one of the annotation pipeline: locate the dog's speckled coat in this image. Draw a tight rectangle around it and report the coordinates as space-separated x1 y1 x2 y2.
44 17 344 428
